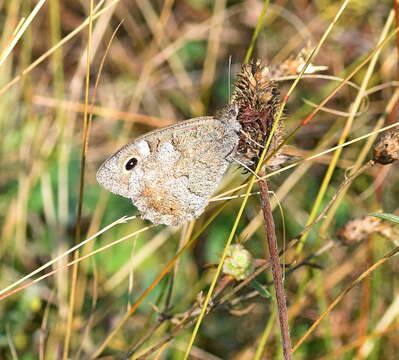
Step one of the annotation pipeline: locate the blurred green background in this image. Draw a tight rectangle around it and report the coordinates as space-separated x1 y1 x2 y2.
0 0 398 359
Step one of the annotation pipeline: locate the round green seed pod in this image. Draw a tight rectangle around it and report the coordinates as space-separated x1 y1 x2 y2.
222 244 254 281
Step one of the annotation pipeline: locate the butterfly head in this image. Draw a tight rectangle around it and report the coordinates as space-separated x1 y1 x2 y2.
96 139 150 199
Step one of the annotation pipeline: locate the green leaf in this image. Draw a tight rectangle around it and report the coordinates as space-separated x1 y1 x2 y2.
370 213 399 225
250 280 271 299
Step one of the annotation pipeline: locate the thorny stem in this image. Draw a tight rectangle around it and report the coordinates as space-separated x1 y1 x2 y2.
258 170 292 360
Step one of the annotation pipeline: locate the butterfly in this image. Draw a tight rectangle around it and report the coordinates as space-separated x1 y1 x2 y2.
96 105 242 226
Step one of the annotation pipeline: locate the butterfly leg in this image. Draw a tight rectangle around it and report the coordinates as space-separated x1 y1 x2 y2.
231 156 262 179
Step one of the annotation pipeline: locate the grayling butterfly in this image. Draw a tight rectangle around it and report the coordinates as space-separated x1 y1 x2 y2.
96 105 242 226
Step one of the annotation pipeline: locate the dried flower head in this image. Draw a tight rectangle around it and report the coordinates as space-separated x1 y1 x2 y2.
338 215 393 244
231 59 282 169
274 43 328 77
372 130 399 165
222 244 254 281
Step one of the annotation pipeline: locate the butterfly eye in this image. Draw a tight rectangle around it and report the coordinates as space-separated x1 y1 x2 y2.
125 157 138 171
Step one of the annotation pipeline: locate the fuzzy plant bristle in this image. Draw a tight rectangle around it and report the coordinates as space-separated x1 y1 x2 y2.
338 215 394 244
231 59 282 169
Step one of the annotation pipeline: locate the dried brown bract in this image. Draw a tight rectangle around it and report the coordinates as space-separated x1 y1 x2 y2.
338 215 393 244
372 130 399 165
231 59 282 169
270 43 328 78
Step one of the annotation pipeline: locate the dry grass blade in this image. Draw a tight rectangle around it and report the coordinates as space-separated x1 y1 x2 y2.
62 2 95 357
0 0 47 68
0 0 119 96
0 216 135 300
0 223 152 304
32 96 174 127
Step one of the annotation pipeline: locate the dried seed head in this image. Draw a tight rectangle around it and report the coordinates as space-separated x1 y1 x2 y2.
372 130 399 165
264 43 327 79
231 59 282 169
222 244 254 281
337 215 393 244
275 43 328 77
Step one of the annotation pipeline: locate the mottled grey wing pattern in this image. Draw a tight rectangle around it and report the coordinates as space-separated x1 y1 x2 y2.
96 112 240 226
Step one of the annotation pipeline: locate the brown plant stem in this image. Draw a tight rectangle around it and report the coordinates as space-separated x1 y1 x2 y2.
258 170 292 360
